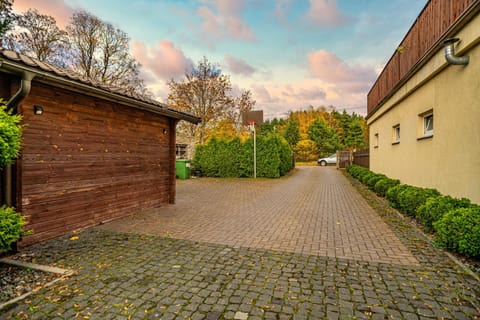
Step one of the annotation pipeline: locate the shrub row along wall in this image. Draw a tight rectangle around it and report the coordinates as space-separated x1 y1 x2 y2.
346 164 480 258
193 135 293 178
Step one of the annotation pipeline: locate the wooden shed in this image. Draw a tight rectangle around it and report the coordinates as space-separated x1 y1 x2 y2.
0 49 200 246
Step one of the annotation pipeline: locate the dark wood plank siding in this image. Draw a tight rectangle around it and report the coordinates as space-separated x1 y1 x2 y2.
18 82 173 245
367 0 475 114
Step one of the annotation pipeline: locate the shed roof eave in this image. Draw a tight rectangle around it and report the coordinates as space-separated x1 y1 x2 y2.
0 59 201 125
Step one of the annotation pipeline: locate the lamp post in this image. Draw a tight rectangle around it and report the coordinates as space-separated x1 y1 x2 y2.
252 122 256 179
242 110 263 179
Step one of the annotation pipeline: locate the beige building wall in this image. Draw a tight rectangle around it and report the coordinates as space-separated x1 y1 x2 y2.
367 14 480 204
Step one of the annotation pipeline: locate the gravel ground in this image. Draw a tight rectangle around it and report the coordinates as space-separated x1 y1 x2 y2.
0 261 61 305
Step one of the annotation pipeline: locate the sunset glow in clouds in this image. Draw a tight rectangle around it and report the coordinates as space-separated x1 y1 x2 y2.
13 0 427 119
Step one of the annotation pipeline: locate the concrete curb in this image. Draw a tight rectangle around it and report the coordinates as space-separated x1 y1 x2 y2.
0 258 73 311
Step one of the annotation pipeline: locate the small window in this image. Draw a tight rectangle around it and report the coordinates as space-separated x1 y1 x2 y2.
423 113 433 136
392 125 400 144
176 144 188 159
374 133 379 148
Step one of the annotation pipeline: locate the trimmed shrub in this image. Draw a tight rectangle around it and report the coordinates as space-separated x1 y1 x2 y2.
274 135 293 176
0 206 27 253
374 178 400 197
359 171 375 185
365 174 387 190
346 164 359 176
433 206 480 257
256 135 281 178
416 196 472 232
385 184 411 210
0 104 23 166
358 171 370 184
346 164 369 179
193 134 293 178
396 186 441 216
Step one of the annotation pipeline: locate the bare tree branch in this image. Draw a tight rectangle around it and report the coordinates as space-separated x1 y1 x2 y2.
3 9 70 67
67 10 147 95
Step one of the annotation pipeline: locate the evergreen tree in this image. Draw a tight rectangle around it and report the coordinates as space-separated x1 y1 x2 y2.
284 120 300 147
308 119 340 156
293 139 318 162
345 119 366 150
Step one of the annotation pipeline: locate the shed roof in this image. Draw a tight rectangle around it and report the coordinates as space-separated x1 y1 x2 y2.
0 48 201 124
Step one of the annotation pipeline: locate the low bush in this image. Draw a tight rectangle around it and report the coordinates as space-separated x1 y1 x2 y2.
396 186 441 217
365 174 387 190
0 206 27 254
345 163 479 259
0 104 23 166
374 178 400 197
346 164 368 179
359 171 376 185
385 184 411 209
416 196 472 232
433 206 480 257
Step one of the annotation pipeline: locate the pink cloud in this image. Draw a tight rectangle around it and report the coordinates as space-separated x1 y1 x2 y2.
197 0 255 42
305 0 350 27
224 55 255 76
282 87 326 100
307 49 376 93
252 84 279 104
249 80 367 120
131 40 193 81
13 0 74 28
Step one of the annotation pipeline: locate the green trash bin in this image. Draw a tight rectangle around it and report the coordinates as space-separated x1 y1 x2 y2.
176 159 191 179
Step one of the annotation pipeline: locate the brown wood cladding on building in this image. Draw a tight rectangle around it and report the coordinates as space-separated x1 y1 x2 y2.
17 82 175 245
367 0 475 114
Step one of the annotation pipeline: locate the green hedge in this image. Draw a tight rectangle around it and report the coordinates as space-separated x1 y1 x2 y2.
0 104 22 166
193 135 293 178
346 164 479 258
0 102 28 252
374 178 400 197
396 186 441 217
416 196 472 232
346 164 368 180
365 174 387 190
385 184 411 209
433 206 480 257
384 184 440 216
0 206 27 253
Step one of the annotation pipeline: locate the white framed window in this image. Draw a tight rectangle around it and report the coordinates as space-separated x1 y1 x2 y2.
418 109 434 140
423 112 433 136
392 124 400 144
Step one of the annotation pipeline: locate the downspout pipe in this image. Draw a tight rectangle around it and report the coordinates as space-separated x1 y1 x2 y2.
443 38 469 65
7 71 34 112
4 71 35 207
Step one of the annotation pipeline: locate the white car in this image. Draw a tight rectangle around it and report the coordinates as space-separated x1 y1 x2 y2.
317 154 337 166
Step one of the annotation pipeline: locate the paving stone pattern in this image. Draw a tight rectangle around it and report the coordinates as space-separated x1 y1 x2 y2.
2 167 479 319
97 167 416 265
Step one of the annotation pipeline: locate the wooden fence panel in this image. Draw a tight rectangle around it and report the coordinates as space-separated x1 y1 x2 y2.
367 0 475 114
353 150 370 169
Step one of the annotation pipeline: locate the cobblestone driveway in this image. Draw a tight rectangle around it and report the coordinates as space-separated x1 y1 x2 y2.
2 167 479 319
98 167 416 265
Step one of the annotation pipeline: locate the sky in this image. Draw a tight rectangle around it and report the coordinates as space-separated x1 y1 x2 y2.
12 0 428 119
